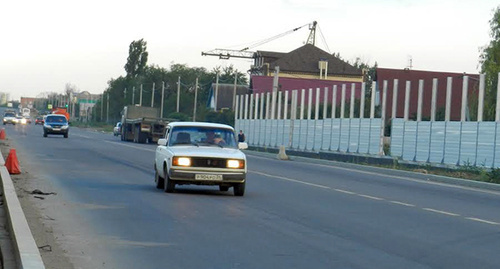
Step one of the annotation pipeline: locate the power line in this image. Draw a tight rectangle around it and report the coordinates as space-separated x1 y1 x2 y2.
317 24 331 54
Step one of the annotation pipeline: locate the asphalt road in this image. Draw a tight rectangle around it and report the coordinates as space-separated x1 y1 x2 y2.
3 118 500 269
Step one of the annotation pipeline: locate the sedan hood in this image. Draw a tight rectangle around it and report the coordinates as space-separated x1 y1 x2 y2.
45 122 68 127
169 146 246 159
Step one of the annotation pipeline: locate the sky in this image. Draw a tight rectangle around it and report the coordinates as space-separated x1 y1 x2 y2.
1 0 498 101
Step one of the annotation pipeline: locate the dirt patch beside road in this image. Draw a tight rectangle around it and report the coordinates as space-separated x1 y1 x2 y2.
0 139 74 269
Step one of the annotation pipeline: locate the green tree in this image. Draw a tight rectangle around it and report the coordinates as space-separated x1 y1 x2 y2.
480 6 500 121
124 39 149 78
211 65 248 85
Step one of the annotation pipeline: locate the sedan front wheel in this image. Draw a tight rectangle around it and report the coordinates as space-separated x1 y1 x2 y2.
164 170 175 193
155 168 164 189
233 182 245 196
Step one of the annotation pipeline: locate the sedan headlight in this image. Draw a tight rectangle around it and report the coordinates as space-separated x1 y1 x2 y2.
43 124 52 129
173 157 191 167
20 118 27 124
61 125 69 129
227 159 245 169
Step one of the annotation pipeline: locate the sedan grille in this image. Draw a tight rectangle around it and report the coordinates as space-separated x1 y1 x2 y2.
191 157 227 168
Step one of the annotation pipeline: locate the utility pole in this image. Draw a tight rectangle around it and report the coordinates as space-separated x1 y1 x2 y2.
161 81 165 118
193 78 198 121
106 93 110 123
215 72 219 111
70 92 75 120
139 84 143 106
101 93 103 122
132 86 135 105
177 76 181 113
271 66 279 119
232 72 237 110
151 82 155 107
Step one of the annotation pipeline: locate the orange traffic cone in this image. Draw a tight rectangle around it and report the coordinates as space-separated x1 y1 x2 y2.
0 128 5 140
5 149 21 174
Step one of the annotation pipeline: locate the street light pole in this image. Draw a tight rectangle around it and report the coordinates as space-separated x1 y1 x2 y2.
151 83 155 107
107 93 110 123
193 78 198 122
161 81 165 118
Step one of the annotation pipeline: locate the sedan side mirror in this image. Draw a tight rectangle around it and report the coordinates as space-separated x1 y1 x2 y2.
238 142 248 150
157 138 167 146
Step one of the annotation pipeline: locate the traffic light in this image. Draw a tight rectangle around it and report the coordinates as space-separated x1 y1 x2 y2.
65 104 68 108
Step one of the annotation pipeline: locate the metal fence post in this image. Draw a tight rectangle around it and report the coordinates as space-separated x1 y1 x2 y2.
256 93 261 145
276 91 282 147
321 87 328 150
338 84 346 151
313 88 320 151
457 76 469 165
392 79 399 119
428 79 438 163
299 89 305 150
283 91 288 146
329 85 337 151
475 74 485 165
266 92 271 146
380 80 388 156
413 80 424 161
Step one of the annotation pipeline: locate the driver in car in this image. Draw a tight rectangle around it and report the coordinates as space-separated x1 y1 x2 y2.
205 131 225 145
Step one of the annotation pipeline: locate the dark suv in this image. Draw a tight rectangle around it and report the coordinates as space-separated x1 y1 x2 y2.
43 114 69 138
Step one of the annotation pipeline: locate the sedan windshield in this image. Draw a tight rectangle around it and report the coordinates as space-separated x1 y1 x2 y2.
46 116 67 123
169 126 237 148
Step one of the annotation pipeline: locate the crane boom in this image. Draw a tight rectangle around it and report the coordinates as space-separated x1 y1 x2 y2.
202 21 317 60
201 49 255 60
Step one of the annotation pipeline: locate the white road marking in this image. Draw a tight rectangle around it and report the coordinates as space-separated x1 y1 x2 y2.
423 208 460 217
357 194 384 201
104 140 156 152
389 201 416 207
247 154 500 196
252 169 500 227
250 171 331 189
332 188 357 195
466 217 500 225
72 134 91 139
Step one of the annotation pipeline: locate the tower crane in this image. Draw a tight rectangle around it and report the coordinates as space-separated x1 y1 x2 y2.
201 21 317 60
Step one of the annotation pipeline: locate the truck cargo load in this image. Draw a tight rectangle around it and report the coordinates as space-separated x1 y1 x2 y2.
120 105 169 143
51 107 70 122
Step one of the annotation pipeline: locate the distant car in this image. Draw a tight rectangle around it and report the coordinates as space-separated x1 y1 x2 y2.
113 122 122 136
16 116 27 125
25 116 32 124
35 117 44 125
154 122 248 196
43 114 69 138
2 112 16 125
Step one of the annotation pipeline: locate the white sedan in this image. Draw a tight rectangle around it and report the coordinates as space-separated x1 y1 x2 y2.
154 122 248 196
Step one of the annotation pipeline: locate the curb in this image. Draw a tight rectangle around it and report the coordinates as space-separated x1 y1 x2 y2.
0 153 45 268
246 146 500 192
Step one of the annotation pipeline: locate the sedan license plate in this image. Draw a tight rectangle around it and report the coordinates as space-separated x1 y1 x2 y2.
195 174 222 181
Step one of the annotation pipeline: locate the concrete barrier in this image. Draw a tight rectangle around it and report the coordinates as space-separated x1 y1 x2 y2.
0 153 45 268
